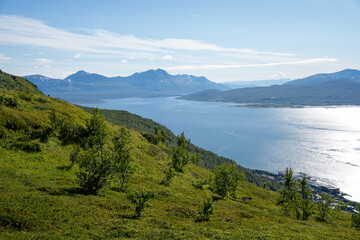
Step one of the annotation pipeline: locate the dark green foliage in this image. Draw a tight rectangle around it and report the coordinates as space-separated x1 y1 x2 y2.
171 132 199 172
58 121 85 145
0 91 4 109
192 178 208 190
352 205 360 230
10 141 41 153
316 193 334 222
4 96 18 108
212 163 243 199
127 190 155 218
196 197 214 222
142 126 168 145
299 174 313 220
74 147 113 194
352 214 360 230
18 91 33 102
83 108 108 148
111 128 134 192
160 167 175 186
71 109 111 194
278 168 300 216
48 109 85 145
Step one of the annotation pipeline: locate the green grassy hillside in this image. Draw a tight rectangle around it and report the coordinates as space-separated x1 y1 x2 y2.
1 71 359 239
0 69 42 94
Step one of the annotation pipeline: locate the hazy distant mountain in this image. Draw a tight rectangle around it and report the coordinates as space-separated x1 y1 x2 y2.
284 69 360 85
223 78 291 89
180 69 360 107
24 69 227 102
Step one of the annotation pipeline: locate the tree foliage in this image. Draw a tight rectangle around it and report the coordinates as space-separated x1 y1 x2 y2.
127 190 155 218
111 128 134 192
352 204 360 230
74 147 113 194
70 109 112 194
171 132 199 172
212 163 243 199
142 126 167 145
160 167 175 186
196 197 214 222
316 193 334 222
70 109 133 194
299 174 313 220
278 168 300 216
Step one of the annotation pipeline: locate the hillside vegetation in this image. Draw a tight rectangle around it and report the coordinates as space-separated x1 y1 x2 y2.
1 71 359 239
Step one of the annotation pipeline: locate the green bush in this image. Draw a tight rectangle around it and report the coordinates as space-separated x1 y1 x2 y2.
352 214 360 230
171 132 199 172
351 204 360 230
127 190 155 218
142 126 168 145
19 91 33 102
111 128 134 192
160 167 175 186
192 178 207 190
4 96 18 108
278 168 300 217
11 141 41 153
316 193 334 222
73 147 113 194
196 197 214 222
212 163 243 199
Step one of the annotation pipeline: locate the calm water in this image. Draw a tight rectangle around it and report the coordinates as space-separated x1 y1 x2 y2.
81 97 360 202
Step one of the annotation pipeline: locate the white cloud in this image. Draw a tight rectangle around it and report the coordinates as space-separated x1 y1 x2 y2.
36 58 53 63
165 58 338 70
0 15 294 57
121 59 127 63
162 55 173 60
128 56 135 59
0 53 11 61
74 53 81 59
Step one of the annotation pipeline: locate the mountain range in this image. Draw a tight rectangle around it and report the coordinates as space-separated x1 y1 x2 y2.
180 69 360 107
24 69 228 102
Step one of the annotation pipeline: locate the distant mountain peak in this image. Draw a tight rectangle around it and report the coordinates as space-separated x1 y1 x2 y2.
141 68 170 76
284 68 360 85
74 70 90 76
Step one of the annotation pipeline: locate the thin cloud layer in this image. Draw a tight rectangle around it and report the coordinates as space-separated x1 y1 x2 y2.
0 15 294 57
0 53 11 61
165 58 338 70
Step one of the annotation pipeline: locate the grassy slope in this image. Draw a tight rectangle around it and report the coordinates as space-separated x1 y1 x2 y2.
0 70 42 94
0 72 359 239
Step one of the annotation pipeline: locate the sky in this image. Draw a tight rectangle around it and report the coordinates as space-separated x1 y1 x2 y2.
0 0 359 82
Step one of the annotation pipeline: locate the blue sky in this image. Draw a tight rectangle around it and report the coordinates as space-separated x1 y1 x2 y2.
0 0 359 82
